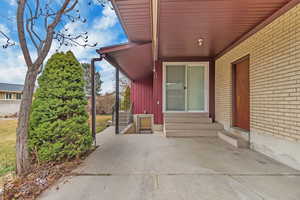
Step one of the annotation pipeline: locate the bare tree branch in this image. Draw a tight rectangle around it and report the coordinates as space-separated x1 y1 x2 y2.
0 14 15 48
25 2 40 51
17 0 33 67
64 0 78 13
0 30 15 48
34 0 76 67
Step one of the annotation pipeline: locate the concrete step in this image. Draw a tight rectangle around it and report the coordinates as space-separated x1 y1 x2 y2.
164 112 209 118
119 116 129 119
118 115 129 119
229 127 250 141
163 113 219 137
217 130 249 148
164 117 212 123
166 130 217 137
119 112 129 115
112 121 129 125
165 123 223 131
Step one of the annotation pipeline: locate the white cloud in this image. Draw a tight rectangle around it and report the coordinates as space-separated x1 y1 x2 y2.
48 6 122 93
0 24 10 35
4 0 17 6
0 23 25 84
0 3 123 94
93 5 117 30
97 60 115 94
0 47 27 84
0 24 18 50
0 23 11 44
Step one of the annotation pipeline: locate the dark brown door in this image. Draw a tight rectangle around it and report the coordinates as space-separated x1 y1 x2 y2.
234 58 250 131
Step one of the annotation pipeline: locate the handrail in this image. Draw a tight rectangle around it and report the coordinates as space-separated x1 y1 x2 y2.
128 103 133 123
112 102 133 126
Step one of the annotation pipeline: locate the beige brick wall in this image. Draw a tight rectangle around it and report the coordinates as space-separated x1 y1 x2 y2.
215 4 300 141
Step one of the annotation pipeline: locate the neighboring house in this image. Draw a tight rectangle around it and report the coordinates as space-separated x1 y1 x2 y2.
0 83 24 117
97 1 300 171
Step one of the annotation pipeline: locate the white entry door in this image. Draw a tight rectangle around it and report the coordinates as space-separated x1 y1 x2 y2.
163 62 209 112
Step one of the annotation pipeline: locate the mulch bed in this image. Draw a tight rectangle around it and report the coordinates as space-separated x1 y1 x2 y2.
2 148 96 200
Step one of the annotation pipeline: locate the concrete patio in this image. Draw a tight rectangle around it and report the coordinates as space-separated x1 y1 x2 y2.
40 126 300 200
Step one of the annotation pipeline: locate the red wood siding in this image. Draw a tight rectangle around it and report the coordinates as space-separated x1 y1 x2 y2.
131 60 214 125
153 61 163 124
131 75 154 115
130 61 163 124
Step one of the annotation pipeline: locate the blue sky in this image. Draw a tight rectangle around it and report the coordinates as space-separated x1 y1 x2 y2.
0 0 127 94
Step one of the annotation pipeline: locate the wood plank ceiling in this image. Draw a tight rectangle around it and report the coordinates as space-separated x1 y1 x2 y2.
107 43 153 80
109 0 153 80
107 0 293 80
158 0 292 58
114 0 152 42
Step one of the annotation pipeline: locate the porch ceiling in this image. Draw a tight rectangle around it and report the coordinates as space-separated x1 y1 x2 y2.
113 0 152 42
158 0 292 58
98 42 153 80
103 0 296 80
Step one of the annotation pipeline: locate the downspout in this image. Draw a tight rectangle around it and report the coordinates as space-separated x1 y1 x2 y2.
91 55 104 146
95 51 121 135
115 66 120 135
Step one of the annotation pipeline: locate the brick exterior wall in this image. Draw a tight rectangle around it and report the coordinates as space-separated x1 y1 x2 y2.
215 4 300 142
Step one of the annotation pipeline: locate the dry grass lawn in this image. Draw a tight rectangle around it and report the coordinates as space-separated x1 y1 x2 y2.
0 119 17 186
0 115 111 187
96 115 112 133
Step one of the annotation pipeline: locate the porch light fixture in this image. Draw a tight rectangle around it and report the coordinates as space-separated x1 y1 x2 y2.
198 38 204 46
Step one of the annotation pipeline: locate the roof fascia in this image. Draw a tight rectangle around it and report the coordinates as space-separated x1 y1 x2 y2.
97 41 152 55
159 57 213 62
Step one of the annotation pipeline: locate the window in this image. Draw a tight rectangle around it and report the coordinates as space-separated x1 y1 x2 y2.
5 93 12 99
16 93 22 99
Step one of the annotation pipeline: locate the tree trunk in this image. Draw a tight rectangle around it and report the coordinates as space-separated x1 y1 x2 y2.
16 67 39 176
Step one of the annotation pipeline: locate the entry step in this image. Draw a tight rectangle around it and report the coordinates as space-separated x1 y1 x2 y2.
165 123 223 130
217 130 249 148
164 112 220 137
164 112 209 118
166 130 218 137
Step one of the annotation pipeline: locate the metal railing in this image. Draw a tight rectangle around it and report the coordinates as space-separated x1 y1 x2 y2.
112 102 133 125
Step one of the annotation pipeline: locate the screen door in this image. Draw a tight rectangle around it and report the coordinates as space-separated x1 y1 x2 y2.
165 65 186 111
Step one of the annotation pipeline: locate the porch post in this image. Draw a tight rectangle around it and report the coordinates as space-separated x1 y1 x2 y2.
115 66 120 134
91 57 102 145
209 59 215 122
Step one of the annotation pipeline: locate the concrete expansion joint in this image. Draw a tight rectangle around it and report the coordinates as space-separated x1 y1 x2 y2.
228 175 267 200
154 175 159 189
69 172 300 177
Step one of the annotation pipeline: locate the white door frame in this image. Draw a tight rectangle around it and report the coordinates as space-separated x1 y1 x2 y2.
162 62 209 113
